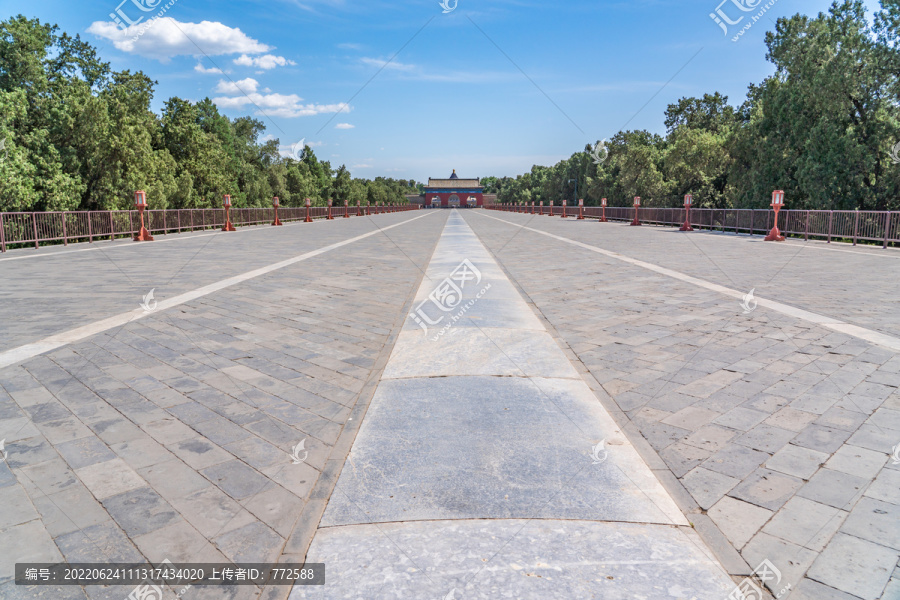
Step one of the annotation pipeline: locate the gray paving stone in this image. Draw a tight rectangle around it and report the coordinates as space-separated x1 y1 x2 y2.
734 423 796 453
865 468 900 504
101 486 180 537
681 467 739 510
797 468 869 509
840 497 900 550
792 424 853 454
825 444 888 479
214 521 284 564
703 444 771 479
201 460 272 501
31 482 110 537
713 406 769 431
788 576 865 600
729 468 803 511
807 533 898 600
740 531 818 593
761 496 847 552
659 441 712 478
707 496 773 550
765 444 829 480
54 520 144 563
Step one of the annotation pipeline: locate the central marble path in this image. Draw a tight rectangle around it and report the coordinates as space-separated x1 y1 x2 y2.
292 211 735 599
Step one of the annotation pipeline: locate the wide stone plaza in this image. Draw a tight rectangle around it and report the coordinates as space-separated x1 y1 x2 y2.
0 208 897 600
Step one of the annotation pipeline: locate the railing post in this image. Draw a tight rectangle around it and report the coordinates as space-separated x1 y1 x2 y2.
853 211 859 246
804 210 809 241
88 212 93 243
884 213 891 249
110 211 115 242
190 209 194 231
749 210 754 236
61 212 67 246
33 213 39 249
0 213 6 252
827 211 833 243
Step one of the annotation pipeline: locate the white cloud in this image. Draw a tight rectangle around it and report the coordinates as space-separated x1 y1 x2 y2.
87 18 270 61
352 164 373 169
234 54 297 70
335 123 355 129
214 78 259 94
213 93 352 118
194 62 223 74
360 57 415 71
338 42 362 50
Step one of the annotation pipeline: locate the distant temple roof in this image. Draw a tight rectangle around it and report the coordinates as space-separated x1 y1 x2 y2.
426 170 481 189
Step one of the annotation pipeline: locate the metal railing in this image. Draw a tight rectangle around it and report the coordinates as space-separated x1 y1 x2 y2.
487 205 900 248
0 204 419 252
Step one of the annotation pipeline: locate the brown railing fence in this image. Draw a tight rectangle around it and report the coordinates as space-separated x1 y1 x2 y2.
0 204 419 252
486 205 900 248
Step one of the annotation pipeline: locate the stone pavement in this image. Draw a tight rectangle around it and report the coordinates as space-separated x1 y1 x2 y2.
0 211 445 599
1 206 898 600
463 210 900 600
292 211 735 599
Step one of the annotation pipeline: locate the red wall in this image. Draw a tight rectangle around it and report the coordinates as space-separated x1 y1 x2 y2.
426 193 484 207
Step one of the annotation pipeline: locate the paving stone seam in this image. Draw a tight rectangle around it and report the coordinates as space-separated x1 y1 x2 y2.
267 212 449 600
475 211 900 353
466 212 755 581
0 212 436 370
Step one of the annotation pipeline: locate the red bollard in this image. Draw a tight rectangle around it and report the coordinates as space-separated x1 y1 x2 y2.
561 199 567 218
272 196 283 226
765 190 786 241
343 199 350 218
577 198 585 220
548 200 554 215
133 191 154 241
680 194 694 231
539 201 544 215
222 194 236 231
600 198 608 222
304 197 312 223
531 202 535 214
630 197 641 226
357 200 362 216
327 198 334 220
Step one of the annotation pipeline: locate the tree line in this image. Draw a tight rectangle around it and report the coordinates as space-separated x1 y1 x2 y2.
0 16 417 213
483 1 900 211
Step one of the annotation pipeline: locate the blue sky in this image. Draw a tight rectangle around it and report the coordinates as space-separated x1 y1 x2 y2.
6 0 885 181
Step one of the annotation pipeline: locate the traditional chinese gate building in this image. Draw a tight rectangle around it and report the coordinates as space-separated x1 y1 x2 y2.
424 170 483 208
